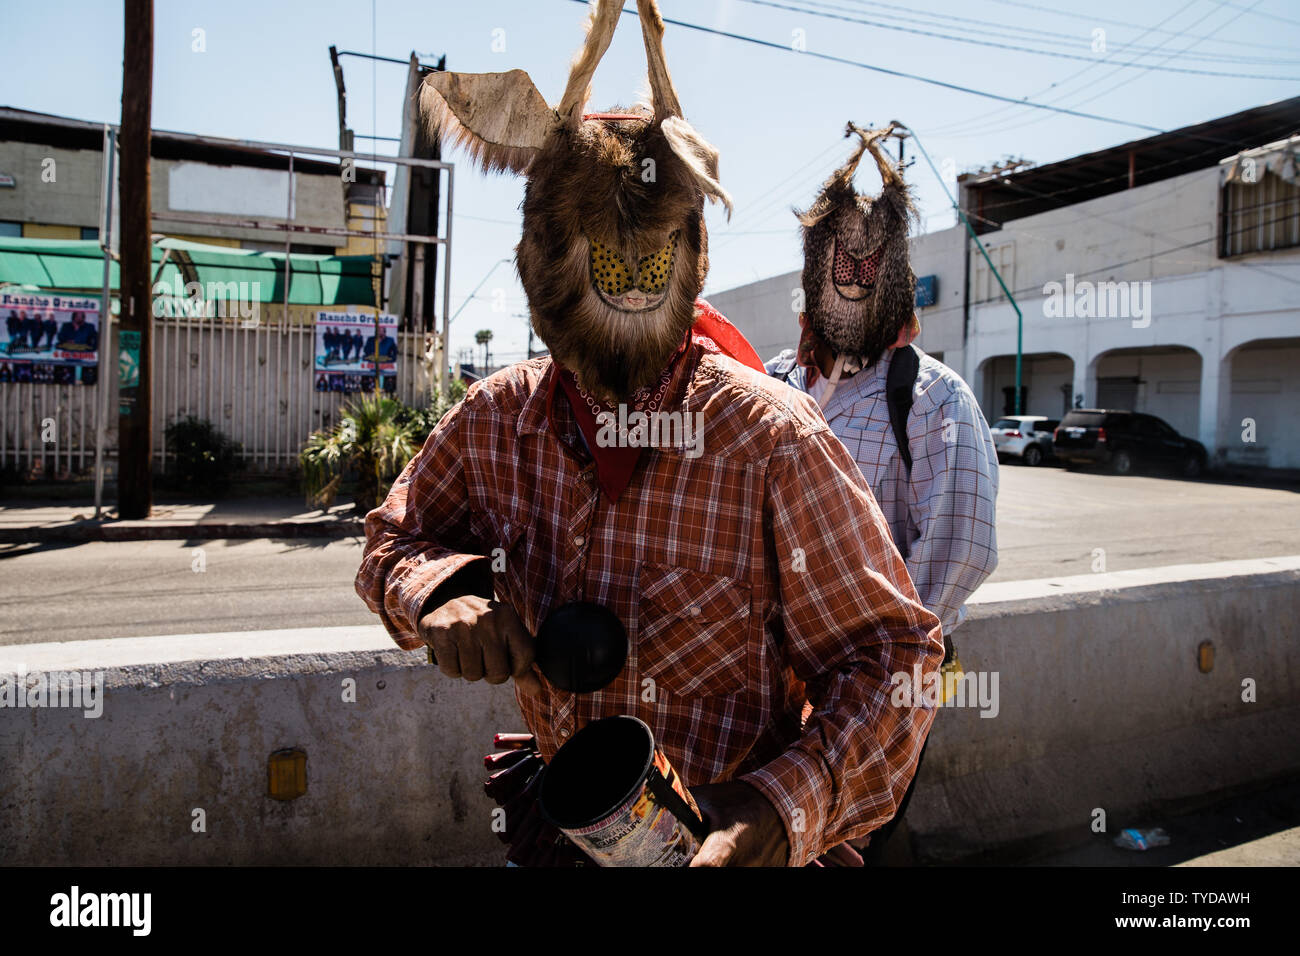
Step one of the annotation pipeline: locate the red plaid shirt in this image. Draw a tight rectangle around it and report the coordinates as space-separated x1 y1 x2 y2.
355 341 943 865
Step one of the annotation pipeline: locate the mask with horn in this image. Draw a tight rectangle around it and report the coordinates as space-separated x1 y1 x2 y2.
420 0 732 404
797 122 918 376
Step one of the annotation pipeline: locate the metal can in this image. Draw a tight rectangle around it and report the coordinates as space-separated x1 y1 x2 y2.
538 715 708 867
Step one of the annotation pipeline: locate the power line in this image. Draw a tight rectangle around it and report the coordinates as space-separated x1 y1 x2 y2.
827 0 1300 62
567 0 1167 135
1209 0 1300 29
981 0 1261 136
974 0 1300 54
925 0 1203 137
737 0 1300 78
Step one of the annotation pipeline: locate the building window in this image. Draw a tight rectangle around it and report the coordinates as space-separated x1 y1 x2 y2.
1221 171 1300 257
0 221 21 238
81 226 99 241
973 240 1015 303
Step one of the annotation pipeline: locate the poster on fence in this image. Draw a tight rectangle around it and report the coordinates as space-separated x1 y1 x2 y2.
0 291 100 385
312 310 398 394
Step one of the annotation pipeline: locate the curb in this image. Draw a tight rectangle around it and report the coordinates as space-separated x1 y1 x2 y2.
0 519 364 544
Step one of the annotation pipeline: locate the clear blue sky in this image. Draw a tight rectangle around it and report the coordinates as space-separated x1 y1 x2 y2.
3 0 1298 361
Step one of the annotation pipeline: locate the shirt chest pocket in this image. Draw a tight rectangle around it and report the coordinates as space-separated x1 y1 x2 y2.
487 510 543 635
636 563 751 699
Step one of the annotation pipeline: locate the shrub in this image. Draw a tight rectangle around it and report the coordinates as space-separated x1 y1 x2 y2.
164 416 243 495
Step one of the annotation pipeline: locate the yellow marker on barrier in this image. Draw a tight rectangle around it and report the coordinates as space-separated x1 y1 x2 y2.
937 657 963 706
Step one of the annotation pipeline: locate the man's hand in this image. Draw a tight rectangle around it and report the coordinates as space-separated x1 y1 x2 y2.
417 595 541 696
687 781 790 867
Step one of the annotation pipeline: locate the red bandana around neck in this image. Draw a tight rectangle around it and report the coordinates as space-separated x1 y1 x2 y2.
549 298 765 502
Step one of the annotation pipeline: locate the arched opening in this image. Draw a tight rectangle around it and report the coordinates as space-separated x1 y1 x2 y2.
1089 345 1203 438
977 351 1076 419
1225 336 1300 470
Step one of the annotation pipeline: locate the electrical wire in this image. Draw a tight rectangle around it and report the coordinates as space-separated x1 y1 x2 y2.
891 0 1300 55
565 0 1168 134
806 0 1262 60
926 0 1201 137
736 0 1300 78
1209 0 1300 29
975 0 1263 138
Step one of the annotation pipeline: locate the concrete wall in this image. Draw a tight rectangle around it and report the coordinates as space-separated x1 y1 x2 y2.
0 626 519 866
0 143 102 234
908 556 1300 861
3 557 1297 865
706 269 801 361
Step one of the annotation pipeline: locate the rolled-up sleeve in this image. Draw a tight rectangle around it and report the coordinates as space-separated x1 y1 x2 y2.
354 399 491 650
741 422 944 866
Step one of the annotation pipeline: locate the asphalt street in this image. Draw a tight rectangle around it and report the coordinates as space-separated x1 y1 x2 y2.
1 467 1297 644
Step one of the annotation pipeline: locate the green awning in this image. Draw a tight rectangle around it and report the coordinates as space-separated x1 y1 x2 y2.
0 236 377 307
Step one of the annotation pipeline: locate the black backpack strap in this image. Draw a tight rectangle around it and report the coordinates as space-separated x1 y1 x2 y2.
886 344 920 473
886 344 955 664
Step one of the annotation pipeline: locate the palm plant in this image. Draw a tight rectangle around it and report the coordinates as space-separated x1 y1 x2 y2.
300 394 423 513
475 328 493 372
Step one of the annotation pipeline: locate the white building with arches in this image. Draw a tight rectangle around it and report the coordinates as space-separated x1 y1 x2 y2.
710 97 1300 471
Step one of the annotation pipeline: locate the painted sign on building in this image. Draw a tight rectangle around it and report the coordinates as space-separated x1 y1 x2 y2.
915 274 938 309
0 291 100 385
313 309 398 394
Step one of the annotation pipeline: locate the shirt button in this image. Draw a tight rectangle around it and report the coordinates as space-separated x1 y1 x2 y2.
573 535 585 547
689 604 702 617
559 728 570 738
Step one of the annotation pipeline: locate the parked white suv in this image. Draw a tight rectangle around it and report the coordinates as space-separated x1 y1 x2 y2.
991 415 1059 467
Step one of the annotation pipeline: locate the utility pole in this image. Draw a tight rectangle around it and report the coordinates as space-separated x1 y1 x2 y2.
118 0 154 518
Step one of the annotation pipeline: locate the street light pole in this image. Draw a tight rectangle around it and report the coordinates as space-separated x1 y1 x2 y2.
449 257 512 325
442 256 512 386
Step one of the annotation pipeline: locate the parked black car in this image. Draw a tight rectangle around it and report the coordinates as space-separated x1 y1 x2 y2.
1053 409 1207 477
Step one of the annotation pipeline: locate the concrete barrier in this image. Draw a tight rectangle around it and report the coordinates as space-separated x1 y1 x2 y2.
0 627 519 866
3 556 1298 865
908 555 1300 861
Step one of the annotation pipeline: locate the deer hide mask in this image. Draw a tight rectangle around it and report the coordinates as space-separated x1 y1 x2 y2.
798 122 918 369
420 0 732 403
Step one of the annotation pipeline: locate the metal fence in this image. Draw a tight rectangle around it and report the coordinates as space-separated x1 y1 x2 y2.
0 315 439 479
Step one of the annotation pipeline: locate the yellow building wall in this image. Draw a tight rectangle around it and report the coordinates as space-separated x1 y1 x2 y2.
335 203 389 257
23 223 81 240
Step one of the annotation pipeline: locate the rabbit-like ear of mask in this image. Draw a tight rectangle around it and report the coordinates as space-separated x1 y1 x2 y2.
419 70 554 176
661 116 734 219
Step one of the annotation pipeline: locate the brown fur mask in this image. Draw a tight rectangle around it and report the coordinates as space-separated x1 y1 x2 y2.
419 0 732 403
798 123 918 368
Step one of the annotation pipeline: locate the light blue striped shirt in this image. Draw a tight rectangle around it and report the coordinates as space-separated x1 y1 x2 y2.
767 347 999 636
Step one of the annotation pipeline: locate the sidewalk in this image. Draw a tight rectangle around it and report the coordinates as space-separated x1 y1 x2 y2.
0 496 364 543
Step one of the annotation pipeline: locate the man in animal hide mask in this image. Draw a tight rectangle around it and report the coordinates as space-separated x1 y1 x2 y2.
769 123 999 862
357 1 942 867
